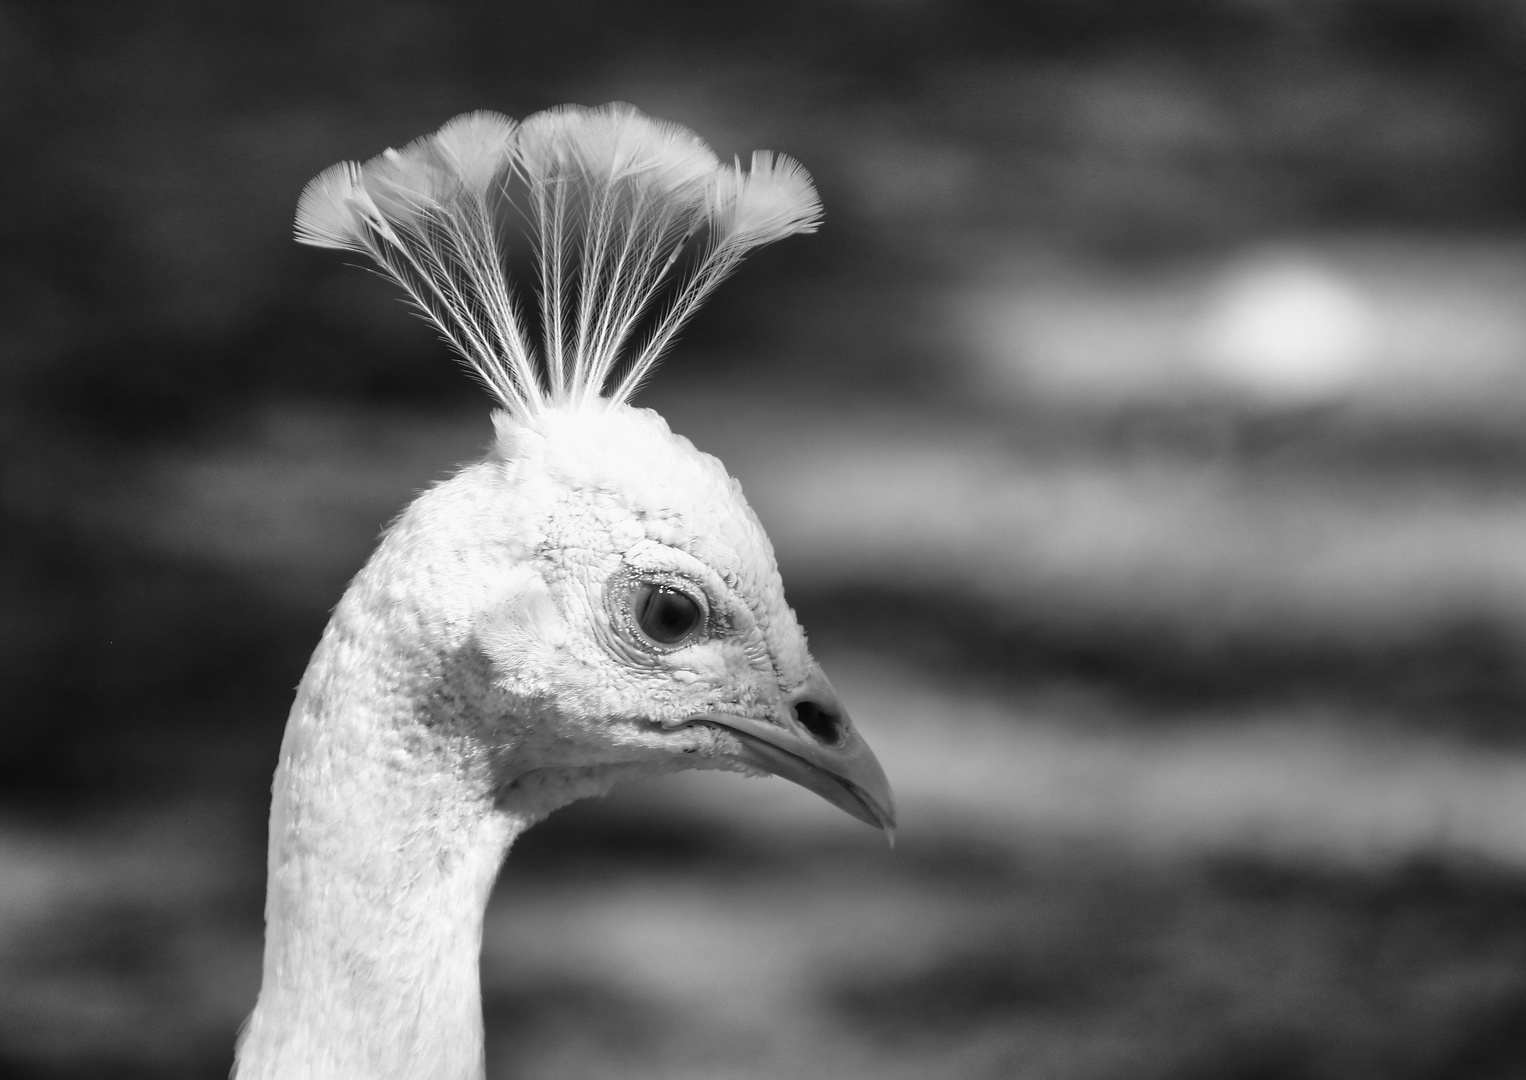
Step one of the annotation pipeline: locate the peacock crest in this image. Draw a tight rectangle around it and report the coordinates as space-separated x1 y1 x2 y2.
294 103 822 418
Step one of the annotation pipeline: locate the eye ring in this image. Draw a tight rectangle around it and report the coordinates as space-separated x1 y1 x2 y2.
608 571 711 652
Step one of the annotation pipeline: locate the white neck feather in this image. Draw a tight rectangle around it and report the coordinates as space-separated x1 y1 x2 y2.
235 467 529 1080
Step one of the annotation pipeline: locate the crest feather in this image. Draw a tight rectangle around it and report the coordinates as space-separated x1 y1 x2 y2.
293 161 368 251
294 103 821 419
432 110 519 191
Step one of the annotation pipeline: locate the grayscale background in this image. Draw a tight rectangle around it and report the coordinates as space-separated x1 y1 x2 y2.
5 2 1526 1077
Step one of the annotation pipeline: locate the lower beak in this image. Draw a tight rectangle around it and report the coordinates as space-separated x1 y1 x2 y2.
685 669 897 836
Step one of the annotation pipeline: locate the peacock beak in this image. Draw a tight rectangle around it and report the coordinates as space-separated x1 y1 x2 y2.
688 669 897 836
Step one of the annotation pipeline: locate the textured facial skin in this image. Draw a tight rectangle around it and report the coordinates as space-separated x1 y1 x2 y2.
456 401 817 809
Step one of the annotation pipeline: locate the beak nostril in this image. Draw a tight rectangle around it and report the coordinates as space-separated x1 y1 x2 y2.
793 699 846 746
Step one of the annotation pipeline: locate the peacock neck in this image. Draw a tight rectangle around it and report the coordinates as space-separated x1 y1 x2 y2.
236 469 529 1080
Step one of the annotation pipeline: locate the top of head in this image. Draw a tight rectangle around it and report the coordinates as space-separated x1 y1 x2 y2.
492 400 779 593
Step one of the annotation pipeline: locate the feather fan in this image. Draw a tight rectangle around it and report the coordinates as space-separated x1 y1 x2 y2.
294 103 822 413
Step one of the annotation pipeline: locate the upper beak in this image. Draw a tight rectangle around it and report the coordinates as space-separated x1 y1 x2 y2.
685 668 896 836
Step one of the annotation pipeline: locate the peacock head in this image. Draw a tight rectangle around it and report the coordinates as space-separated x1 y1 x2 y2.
296 104 893 833
470 401 893 830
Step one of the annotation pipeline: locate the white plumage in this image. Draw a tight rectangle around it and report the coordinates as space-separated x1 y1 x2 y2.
233 103 892 1080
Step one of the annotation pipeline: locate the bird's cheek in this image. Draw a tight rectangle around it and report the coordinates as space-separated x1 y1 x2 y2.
676 648 776 716
476 574 578 680
679 646 748 691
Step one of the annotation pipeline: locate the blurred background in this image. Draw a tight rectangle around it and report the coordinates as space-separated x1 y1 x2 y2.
6 1 1526 1077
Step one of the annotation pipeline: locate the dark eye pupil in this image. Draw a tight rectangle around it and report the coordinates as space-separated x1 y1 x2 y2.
633 585 702 644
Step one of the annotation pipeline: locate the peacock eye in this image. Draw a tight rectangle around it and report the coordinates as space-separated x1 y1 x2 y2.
630 583 705 646
606 569 717 654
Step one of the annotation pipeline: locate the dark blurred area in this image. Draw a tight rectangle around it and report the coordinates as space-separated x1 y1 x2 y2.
7 1 1526 1077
